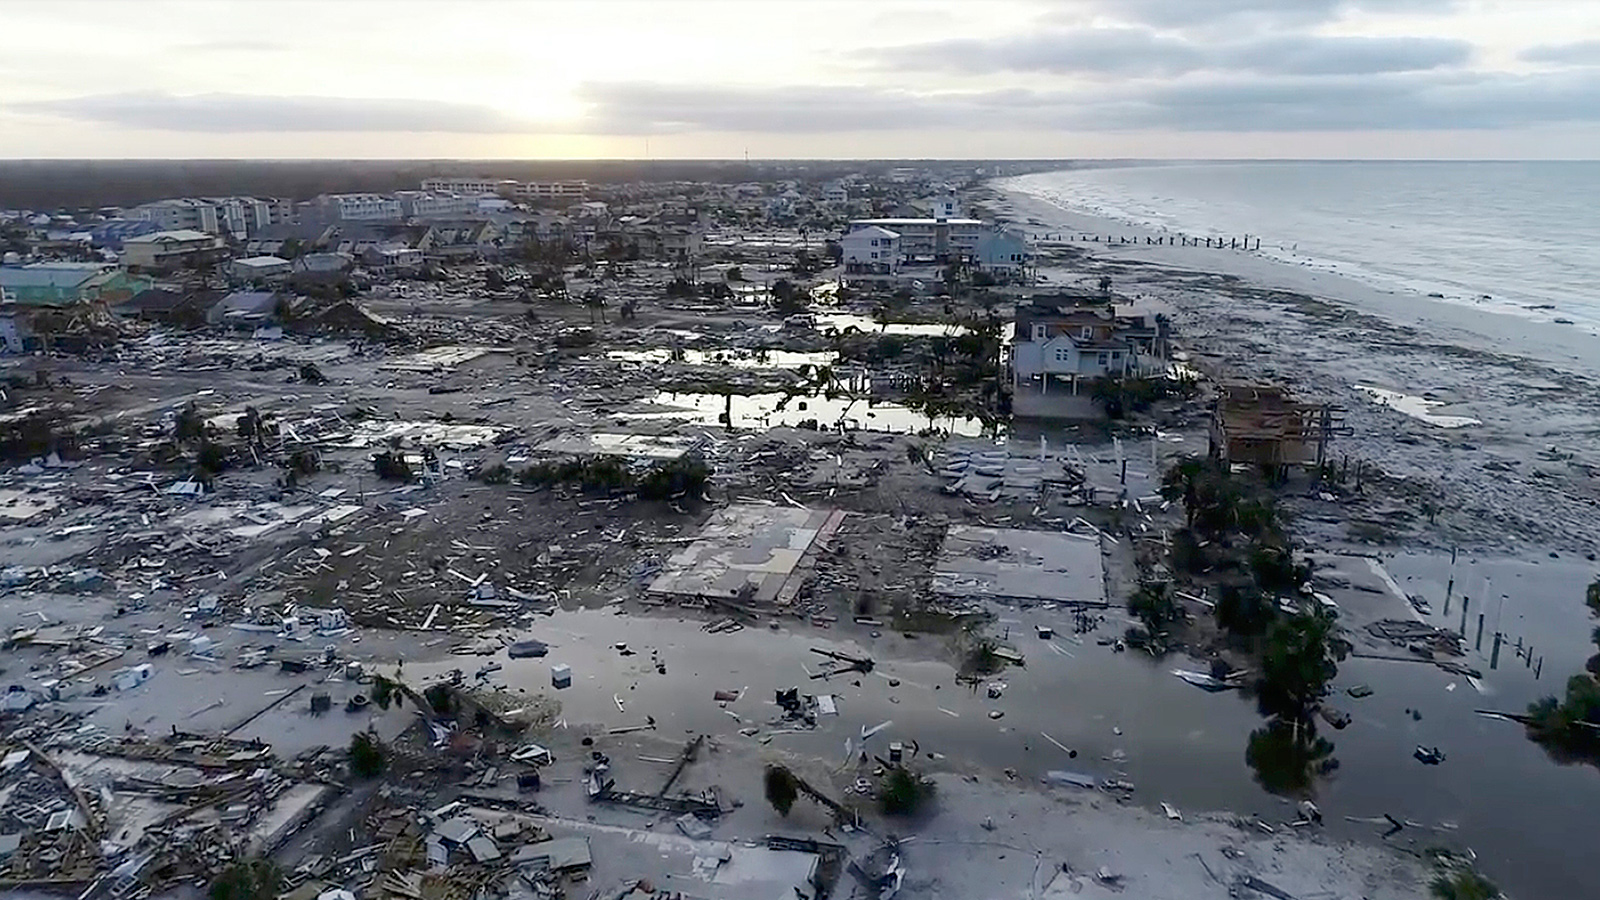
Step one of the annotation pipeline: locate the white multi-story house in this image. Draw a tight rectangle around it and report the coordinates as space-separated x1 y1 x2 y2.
311 193 403 222
133 199 218 233
132 197 288 237
821 182 850 204
920 194 960 218
1010 305 1169 390
420 178 588 201
513 181 588 201
841 226 901 276
420 177 516 195
394 191 485 219
846 217 986 262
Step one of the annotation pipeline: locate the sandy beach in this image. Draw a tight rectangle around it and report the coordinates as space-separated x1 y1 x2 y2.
982 180 1600 556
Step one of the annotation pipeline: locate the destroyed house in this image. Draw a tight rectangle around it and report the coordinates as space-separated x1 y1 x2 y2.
112 287 217 326
1209 382 1342 468
417 219 503 256
244 221 339 257
326 222 431 256
207 289 282 327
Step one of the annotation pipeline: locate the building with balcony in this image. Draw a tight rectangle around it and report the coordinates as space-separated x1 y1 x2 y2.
119 230 225 270
841 225 901 278
310 193 403 222
846 217 986 262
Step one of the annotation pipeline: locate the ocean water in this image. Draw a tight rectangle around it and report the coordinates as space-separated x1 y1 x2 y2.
1005 161 1600 327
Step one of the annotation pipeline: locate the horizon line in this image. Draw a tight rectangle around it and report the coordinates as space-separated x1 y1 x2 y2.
0 156 1596 164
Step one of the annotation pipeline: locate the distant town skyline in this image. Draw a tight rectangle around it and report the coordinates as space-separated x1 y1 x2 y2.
4 0 1599 159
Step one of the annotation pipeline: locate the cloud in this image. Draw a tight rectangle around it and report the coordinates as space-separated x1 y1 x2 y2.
1228 34 1471 75
869 28 1204 77
1090 71 1600 131
1521 40 1600 66
1078 0 1459 30
11 91 539 133
569 69 1600 135
571 83 1007 134
15 68 1599 140
174 39 286 53
868 31 1472 77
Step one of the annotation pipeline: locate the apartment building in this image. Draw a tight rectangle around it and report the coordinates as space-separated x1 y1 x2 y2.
419 178 589 201
394 191 485 219
846 217 987 262
310 193 403 222
512 181 589 201
420 177 517 196
131 197 290 237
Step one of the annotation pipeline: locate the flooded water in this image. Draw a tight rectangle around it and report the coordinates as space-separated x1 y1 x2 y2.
605 348 837 369
624 390 991 437
814 313 970 338
1355 385 1482 428
400 547 1600 899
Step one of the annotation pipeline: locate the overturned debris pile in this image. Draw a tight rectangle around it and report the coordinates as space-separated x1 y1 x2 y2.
1367 619 1465 657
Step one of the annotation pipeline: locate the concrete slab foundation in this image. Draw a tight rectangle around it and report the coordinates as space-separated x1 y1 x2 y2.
933 525 1105 605
648 504 844 604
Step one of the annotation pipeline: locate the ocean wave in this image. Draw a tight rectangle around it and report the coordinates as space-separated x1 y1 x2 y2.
1002 163 1600 332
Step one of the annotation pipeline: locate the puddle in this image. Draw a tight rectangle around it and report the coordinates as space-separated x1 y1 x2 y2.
1355 385 1481 427
606 348 837 369
814 313 970 337
623 390 991 437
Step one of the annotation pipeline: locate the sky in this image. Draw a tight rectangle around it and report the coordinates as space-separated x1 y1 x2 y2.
3 0 1599 159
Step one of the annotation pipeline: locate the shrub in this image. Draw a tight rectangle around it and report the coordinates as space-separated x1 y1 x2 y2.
174 401 207 444
196 439 229 476
288 448 320 475
963 638 1004 677
423 683 457 716
1128 580 1181 632
1430 868 1502 900
1525 674 1600 759
636 457 710 500
879 767 933 815
0 410 76 462
1249 542 1312 592
348 732 386 778
208 860 282 900
372 675 402 710
372 450 413 482
764 764 800 817
1216 584 1277 637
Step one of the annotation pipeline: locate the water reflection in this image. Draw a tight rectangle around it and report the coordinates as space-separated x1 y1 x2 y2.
1245 720 1339 797
1355 385 1481 428
623 389 993 437
606 348 838 369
